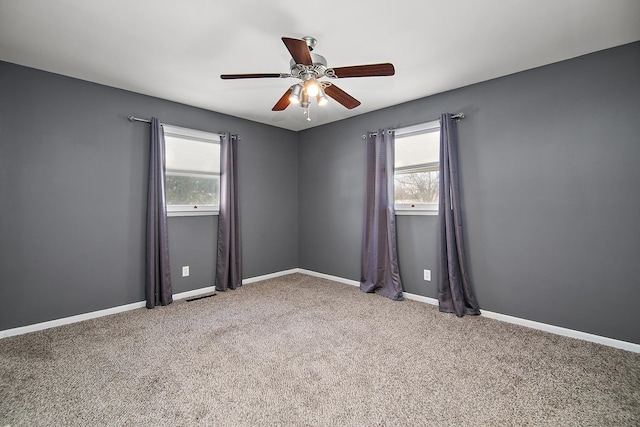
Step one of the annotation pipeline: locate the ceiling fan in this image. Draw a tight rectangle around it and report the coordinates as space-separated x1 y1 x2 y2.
220 36 395 121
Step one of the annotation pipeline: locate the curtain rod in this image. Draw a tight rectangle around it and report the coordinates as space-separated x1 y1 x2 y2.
127 116 237 139
361 113 464 140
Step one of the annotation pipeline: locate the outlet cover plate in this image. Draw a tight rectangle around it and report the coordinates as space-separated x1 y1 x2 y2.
424 269 431 281
182 266 189 277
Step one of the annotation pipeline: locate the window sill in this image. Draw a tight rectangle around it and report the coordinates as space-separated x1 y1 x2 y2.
167 210 219 217
395 209 438 216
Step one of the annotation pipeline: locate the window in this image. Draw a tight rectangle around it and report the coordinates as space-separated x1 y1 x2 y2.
394 120 440 214
163 125 220 216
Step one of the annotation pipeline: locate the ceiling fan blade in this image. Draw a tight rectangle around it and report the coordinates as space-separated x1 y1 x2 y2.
221 73 283 79
282 37 313 66
272 88 292 111
324 84 361 109
330 63 395 78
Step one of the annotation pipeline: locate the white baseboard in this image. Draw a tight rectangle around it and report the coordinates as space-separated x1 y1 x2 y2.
295 268 640 354
0 301 147 339
297 268 440 306
3 268 639 353
0 270 295 339
242 268 299 285
173 286 217 301
479 309 640 353
403 292 439 306
297 268 360 287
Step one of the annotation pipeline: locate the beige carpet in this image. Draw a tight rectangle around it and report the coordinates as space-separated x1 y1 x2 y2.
1 273 639 426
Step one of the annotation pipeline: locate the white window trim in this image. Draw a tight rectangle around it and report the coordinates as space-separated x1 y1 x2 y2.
395 208 438 216
394 120 439 137
163 124 221 143
167 205 219 217
163 124 221 217
394 120 440 215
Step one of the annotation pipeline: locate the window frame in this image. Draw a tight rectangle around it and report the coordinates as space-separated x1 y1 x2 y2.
162 124 221 217
393 120 440 216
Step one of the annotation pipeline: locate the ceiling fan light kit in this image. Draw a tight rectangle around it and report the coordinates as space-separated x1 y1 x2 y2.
220 36 395 122
288 84 303 104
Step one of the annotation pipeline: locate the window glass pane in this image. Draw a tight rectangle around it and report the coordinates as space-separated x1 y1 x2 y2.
165 174 219 206
395 130 439 169
394 170 439 204
165 135 220 174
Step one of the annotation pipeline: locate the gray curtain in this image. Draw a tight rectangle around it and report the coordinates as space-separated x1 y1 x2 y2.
145 117 172 308
438 114 480 316
360 129 404 300
215 133 242 291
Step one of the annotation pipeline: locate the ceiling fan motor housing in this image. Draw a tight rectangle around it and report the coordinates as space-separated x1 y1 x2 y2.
290 53 328 80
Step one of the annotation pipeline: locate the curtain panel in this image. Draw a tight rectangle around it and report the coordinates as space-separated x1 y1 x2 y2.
438 114 480 316
360 129 404 300
145 117 173 308
216 133 242 291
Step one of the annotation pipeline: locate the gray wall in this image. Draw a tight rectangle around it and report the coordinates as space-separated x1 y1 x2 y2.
0 61 298 330
298 42 640 344
2 42 639 345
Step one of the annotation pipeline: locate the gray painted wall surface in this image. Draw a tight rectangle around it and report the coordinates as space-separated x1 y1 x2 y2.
298 42 640 344
167 216 218 294
0 61 298 330
2 42 639 345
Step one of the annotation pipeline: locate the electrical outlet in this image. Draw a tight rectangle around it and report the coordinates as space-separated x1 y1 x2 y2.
424 269 431 281
182 266 189 277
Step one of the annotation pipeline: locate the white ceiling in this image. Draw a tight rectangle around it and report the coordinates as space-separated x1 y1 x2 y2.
1 0 639 131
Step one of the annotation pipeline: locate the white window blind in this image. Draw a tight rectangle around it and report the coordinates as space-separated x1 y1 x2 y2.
163 125 221 216
394 120 440 214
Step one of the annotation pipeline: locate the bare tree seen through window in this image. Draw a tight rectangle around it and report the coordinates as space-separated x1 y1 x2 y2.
394 170 439 204
165 175 219 206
